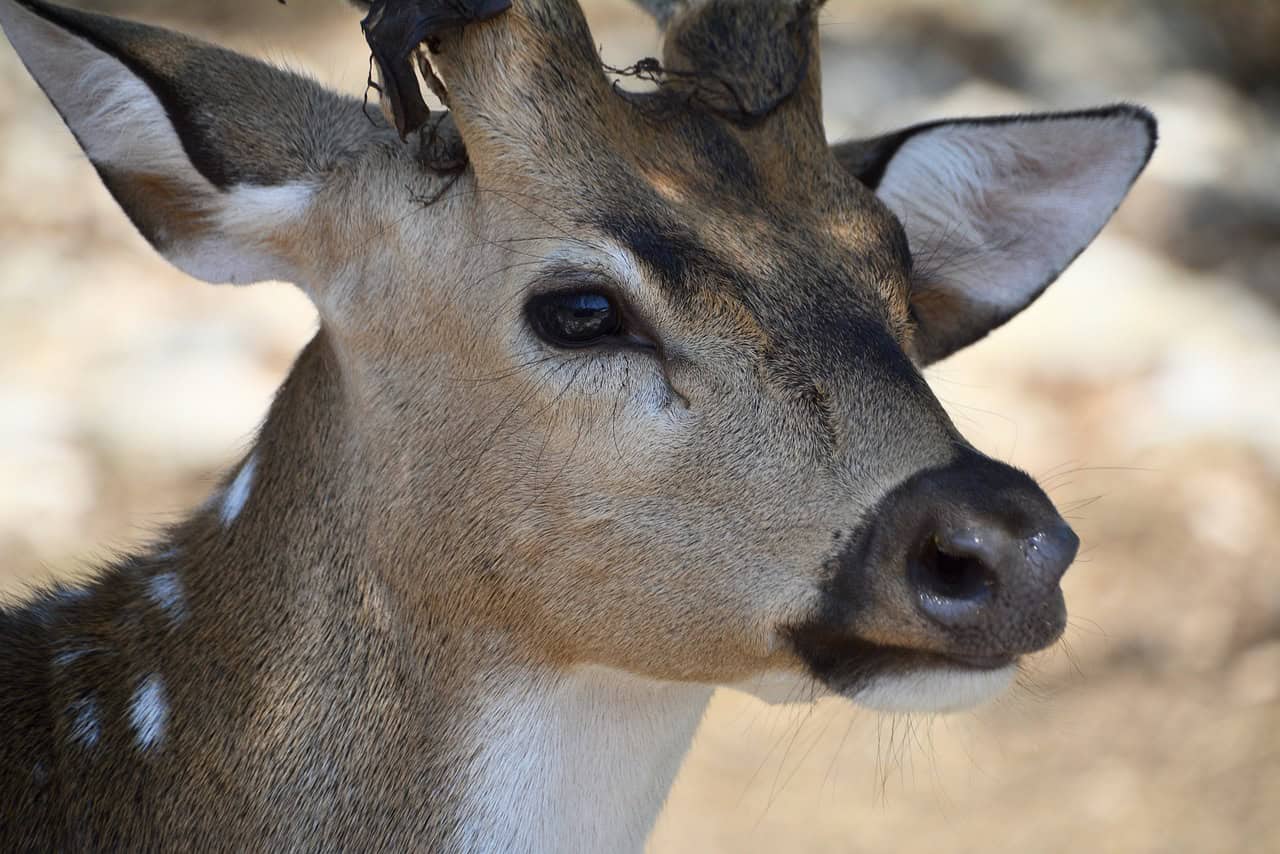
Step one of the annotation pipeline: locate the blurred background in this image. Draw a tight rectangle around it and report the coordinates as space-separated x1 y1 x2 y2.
1 0 1277 850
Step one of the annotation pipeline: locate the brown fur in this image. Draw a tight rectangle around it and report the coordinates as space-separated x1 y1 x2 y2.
0 0 1154 847
96 169 211 248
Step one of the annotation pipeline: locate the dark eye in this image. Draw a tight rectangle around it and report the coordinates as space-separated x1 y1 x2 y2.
526 291 624 349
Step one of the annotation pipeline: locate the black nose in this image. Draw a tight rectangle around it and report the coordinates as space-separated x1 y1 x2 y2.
910 521 1078 630
843 449 1080 658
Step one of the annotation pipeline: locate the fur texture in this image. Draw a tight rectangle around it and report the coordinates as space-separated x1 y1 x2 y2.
0 0 1155 848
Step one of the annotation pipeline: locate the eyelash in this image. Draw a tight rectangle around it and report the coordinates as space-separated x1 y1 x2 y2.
524 282 658 354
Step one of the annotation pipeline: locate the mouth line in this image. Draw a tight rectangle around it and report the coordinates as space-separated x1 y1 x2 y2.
785 626 1022 692
936 651 1017 671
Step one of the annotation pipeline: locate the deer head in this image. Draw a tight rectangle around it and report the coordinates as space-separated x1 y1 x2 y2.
343 0 1152 708
0 0 1154 707
0 0 1154 843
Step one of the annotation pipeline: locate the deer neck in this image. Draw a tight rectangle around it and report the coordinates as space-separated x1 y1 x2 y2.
456 666 712 851
16 330 710 850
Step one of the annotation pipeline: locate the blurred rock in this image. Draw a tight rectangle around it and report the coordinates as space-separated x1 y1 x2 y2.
1142 72 1259 189
1135 0 1280 97
0 388 95 566
1228 641 1280 708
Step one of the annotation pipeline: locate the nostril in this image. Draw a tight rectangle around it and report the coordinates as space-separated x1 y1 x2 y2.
929 547 991 601
910 533 997 615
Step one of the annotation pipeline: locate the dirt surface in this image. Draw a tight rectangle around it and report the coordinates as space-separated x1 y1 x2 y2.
1 1 1277 851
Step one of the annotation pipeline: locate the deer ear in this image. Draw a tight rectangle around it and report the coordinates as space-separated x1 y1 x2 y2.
0 0 382 286
834 106 1157 365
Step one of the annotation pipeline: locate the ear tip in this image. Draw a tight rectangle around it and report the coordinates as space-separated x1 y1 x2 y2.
1105 102 1157 137
2 0 108 44
3 0 59 25
1050 102 1158 171
0 1 72 64
0 0 30 28
1101 102 1159 169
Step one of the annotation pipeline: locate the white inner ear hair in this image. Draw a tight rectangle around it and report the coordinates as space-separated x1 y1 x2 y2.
3 3 315 285
876 114 1152 313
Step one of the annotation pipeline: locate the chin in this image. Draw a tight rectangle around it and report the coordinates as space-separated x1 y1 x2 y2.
731 670 831 706
730 656 1018 714
849 661 1018 714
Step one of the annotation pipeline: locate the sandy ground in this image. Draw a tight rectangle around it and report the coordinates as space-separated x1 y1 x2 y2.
1 1 1278 851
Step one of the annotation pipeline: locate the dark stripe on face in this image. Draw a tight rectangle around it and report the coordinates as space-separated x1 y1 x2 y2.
592 187 924 398
595 208 711 292
736 260 937 429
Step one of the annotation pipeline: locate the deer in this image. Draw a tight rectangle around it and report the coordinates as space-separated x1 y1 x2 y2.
0 0 1155 849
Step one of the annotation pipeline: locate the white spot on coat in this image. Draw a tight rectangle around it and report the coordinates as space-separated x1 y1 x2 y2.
52 645 98 668
68 696 101 748
145 572 188 626
130 675 169 750
220 453 257 527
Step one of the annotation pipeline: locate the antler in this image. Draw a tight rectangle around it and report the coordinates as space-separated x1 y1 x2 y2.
352 0 828 183
355 0 618 182
635 0 825 130
359 0 510 140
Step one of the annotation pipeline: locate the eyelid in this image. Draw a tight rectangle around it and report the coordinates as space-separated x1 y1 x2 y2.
528 265 662 351
527 262 617 295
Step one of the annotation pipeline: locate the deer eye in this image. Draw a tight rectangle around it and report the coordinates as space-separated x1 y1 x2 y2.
526 291 625 349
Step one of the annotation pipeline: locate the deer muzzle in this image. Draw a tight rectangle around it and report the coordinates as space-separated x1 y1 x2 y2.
788 449 1079 696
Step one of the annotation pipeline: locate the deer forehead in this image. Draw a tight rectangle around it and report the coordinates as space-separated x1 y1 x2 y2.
323 132 915 360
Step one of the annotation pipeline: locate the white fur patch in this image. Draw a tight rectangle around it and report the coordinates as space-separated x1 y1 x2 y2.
594 241 646 292
875 111 1153 313
220 183 316 231
68 695 101 748
854 663 1017 713
130 674 169 750
145 572 188 627
52 645 96 668
0 2 316 286
220 453 258 527
456 666 713 853
174 182 316 285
